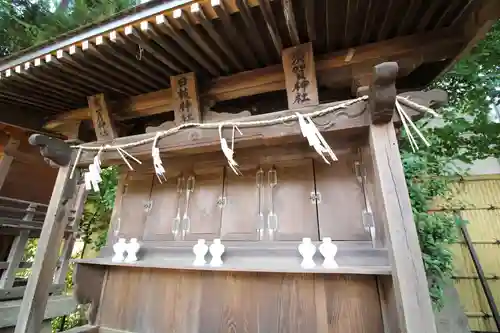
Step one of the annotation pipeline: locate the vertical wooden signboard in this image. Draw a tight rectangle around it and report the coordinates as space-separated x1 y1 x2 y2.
282 42 319 109
171 72 201 126
88 94 118 141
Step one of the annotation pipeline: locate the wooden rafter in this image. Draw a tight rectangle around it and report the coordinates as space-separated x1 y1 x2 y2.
282 0 300 46
44 30 463 132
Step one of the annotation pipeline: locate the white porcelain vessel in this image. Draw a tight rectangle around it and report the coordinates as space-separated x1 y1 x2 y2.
112 238 127 263
319 237 338 269
298 237 316 269
209 238 225 267
124 238 141 263
193 239 209 266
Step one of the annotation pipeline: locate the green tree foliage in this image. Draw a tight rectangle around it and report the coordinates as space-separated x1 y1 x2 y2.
403 21 500 309
0 0 136 57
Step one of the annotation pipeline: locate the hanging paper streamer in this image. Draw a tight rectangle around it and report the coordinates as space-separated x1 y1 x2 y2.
219 124 242 175
84 146 103 192
296 112 337 164
152 132 166 183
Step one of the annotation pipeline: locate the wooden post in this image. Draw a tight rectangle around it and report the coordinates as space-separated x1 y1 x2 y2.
14 135 77 333
171 72 201 126
54 184 87 285
0 204 36 288
367 62 436 333
88 94 118 141
282 42 319 109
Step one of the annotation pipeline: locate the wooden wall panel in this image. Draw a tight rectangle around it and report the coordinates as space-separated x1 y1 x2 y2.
314 156 370 241
98 268 383 333
117 172 153 239
0 132 57 205
221 167 261 240
271 160 318 241
143 175 182 241
183 169 224 241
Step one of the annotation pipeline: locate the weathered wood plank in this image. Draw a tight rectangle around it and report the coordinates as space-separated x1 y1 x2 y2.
0 284 64 301
0 204 35 288
171 72 201 126
13 158 79 333
0 295 77 329
282 43 319 109
73 241 391 275
368 122 436 333
88 94 118 141
73 264 106 325
59 325 99 333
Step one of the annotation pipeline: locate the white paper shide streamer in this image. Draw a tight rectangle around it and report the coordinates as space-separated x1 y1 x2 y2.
84 147 103 192
219 124 242 175
296 112 337 164
71 95 439 192
84 145 143 192
152 133 166 182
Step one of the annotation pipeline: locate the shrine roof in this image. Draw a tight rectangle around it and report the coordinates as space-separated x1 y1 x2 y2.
0 0 498 135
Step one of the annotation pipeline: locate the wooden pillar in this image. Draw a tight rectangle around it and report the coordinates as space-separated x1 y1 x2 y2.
366 62 436 333
0 204 36 288
14 135 78 333
171 72 201 126
282 42 319 109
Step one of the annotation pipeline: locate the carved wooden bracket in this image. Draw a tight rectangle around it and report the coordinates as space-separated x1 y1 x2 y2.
73 263 106 325
369 62 399 124
28 134 72 167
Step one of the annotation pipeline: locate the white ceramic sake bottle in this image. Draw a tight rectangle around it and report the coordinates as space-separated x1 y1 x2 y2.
112 238 127 263
298 237 316 269
209 238 225 267
124 238 141 263
319 237 338 268
193 239 209 266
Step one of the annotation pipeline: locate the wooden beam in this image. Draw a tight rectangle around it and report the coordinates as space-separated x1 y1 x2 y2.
88 94 119 141
60 325 99 333
1 295 77 329
171 72 201 125
0 106 48 133
0 284 64 302
0 261 31 270
368 122 437 333
76 89 445 167
282 43 319 109
44 30 463 131
13 151 78 333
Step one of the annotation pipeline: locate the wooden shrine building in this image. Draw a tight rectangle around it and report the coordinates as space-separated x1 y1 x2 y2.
0 0 499 332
